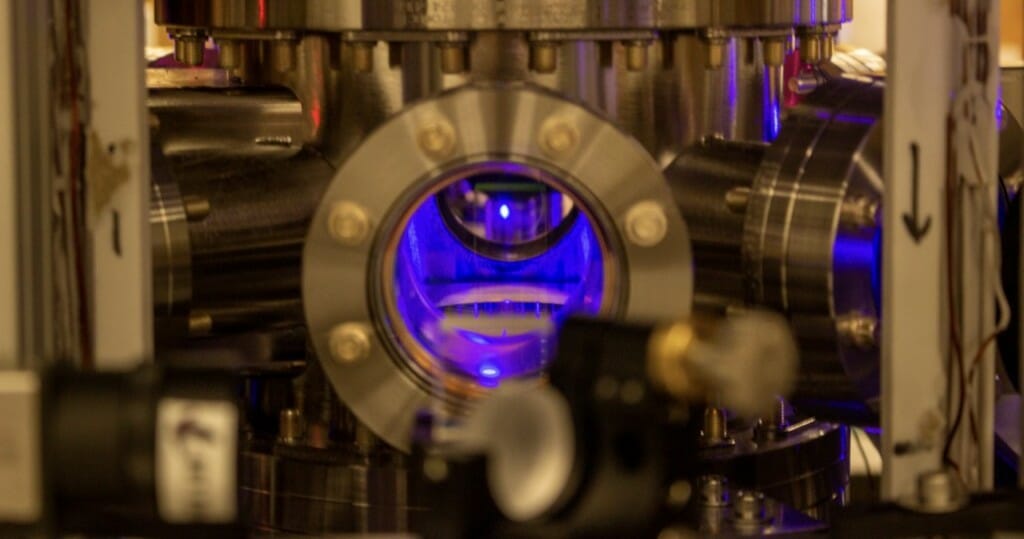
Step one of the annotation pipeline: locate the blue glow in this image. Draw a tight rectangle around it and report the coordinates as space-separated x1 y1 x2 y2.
479 364 501 379
762 68 781 141
815 110 878 126
833 227 883 312
726 42 738 128
392 166 606 385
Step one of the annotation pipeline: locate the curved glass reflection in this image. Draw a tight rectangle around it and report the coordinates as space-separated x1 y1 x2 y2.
389 163 607 386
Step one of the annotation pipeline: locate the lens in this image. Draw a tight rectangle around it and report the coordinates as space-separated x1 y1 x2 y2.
383 162 614 389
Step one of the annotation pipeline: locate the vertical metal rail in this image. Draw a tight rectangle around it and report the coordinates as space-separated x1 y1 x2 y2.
0 0 52 523
84 0 153 368
0 0 17 370
883 0 1000 499
1 0 55 371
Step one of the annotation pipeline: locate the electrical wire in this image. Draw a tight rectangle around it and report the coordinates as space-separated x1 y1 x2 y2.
63 0 92 368
938 1 1006 476
852 428 877 496
942 114 966 471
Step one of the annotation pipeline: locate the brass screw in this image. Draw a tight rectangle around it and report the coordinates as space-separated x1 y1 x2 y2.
187 311 213 336
438 42 468 74
822 33 836 62
799 32 823 64
624 40 650 71
725 187 751 214
705 39 726 69
216 39 242 69
840 196 880 230
836 314 878 350
182 196 210 222
530 42 558 73
702 406 727 444
762 38 787 68
278 409 305 445
172 30 207 66
351 42 376 73
271 39 296 72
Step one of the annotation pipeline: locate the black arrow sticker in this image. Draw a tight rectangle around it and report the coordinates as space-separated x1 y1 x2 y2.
902 142 932 244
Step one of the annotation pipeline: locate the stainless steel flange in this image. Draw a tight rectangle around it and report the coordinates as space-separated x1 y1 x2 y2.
742 77 884 410
155 0 852 32
303 83 692 449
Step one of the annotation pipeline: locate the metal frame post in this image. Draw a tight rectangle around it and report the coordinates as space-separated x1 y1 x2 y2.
883 0 1001 499
84 0 153 368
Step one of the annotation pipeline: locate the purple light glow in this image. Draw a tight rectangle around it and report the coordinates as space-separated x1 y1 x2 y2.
391 166 607 385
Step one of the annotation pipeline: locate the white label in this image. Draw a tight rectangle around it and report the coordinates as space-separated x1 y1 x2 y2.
0 372 41 522
156 398 238 523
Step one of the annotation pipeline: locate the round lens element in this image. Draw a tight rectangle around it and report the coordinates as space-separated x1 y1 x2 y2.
383 162 615 389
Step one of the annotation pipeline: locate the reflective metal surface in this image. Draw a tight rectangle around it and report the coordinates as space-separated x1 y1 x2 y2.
155 0 852 31
150 31 791 171
241 447 410 535
668 77 883 416
701 420 850 522
142 1 871 535
150 179 191 325
743 77 883 411
667 136 767 314
149 88 309 159
303 83 692 449
150 141 335 341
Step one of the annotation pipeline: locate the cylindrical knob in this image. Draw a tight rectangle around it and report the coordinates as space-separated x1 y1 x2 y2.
648 311 798 418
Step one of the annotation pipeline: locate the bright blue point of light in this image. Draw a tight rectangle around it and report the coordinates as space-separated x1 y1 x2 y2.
479 364 501 379
499 204 511 219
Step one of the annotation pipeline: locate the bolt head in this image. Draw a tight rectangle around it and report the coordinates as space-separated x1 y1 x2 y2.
625 201 669 247
916 469 967 511
329 323 372 364
667 480 693 507
698 475 729 507
840 196 880 230
705 40 726 69
423 456 449 482
328 201 372 246
540 119 578 157
733 490 765 522
836 314 878 350
418 120 456 159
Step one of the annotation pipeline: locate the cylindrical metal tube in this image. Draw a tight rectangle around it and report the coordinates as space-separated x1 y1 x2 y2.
663 79 884 421
151 180 192 319
150 147 334 338
665 137 766 314
182 153 334 328
148 88 309 159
